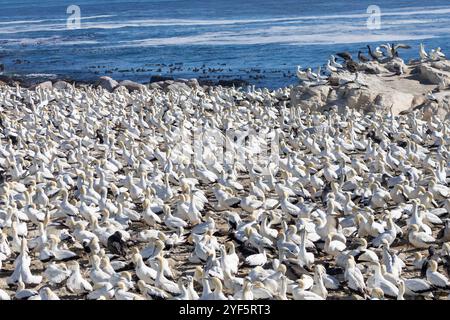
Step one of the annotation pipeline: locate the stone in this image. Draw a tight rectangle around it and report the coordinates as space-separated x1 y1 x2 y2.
149 82 162 90
217 79 249 87
187 78 200 88
416 61 450 86
360 61 386 74
53 80 71 90
97 76 119 92
35 81 53 90
431 60 450 72
167 82 192 93
119 80 145 92
291 84 331 111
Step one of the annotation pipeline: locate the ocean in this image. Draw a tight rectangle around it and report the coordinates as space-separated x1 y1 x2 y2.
1 0 450 88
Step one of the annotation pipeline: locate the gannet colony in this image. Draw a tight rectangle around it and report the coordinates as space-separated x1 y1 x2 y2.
0 43 449 300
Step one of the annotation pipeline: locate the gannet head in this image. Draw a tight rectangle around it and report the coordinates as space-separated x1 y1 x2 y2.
371 287 384 299
427 260 438 272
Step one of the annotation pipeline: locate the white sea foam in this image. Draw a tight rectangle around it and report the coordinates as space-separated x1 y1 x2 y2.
25 73 58 78
0 15 116 26
0 6 450 35
114 31 437 47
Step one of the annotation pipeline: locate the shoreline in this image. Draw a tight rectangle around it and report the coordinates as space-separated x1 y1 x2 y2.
0 72 253 90
1 53 449 120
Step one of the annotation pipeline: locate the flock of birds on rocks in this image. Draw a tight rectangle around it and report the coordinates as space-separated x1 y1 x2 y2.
0 43 449 300
296 42 447 87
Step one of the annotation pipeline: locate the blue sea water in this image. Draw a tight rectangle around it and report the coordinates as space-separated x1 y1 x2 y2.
0 0 449 88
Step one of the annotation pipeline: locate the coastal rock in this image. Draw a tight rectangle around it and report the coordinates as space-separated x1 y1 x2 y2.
417 61 450 85
97 76 119 92
360 61 386 74
411 95 427 109
175 78 190 83
167 82 191 93
385 58 407 74
344 86 376 112
418 64 444 84
217 79 249 88
416 100 450 121
149 82 162 90
53 81 71 90
187 78 200 88
431 60 450 72
290 84 331 111
35 81 53 90
119 80 145 92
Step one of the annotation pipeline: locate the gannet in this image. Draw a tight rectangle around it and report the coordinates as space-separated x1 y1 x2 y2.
419 43 429 61
296 66 309 81
292 279 324 300
408 224 436 248
66 261 93 294
426 260 450 289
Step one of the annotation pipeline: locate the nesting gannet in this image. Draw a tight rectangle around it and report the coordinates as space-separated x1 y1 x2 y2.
66 261 93 294
15 280 39 300
408 224 436 248
44 262 70 285
426 260 450 289
0 288 11 300
154 256 180 295
131 251 157 283
115 281 145 300
87 282 115 300
292 279 324 300
344 256 366 296
7 237 42 285
367 262 399 298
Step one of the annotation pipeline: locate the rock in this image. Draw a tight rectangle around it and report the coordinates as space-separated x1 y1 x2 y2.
150 75 174 83
417 63 450 85
97 76 119 92
198 79 216 87
119 80 145 92
34 81 53 90
385 58 407 74
411 95 427 109
149 82 162 90
187 78 200 88
345 87 376 112
175 78 190 83
431 60 450 72
217 79 249 88
360 61 386 74
291 84 331 111
53 80 71 90
166 82 192 93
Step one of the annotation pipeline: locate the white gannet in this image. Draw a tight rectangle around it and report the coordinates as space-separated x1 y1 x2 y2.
426 260 450 289
66 261 93 294
419 43 429 61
